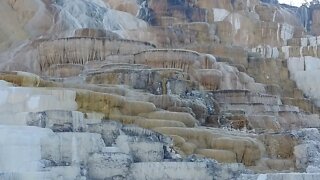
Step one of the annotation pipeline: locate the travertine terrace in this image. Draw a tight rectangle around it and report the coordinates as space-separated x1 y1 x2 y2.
2 0 320 179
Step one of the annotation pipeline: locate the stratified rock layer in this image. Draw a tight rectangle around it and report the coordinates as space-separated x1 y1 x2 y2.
2 0 320 179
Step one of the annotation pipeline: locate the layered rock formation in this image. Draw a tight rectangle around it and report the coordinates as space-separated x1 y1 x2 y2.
2 0 320 179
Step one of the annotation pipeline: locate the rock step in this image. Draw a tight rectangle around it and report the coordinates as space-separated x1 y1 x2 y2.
0 123 170 176
257 133 297 160
89 138 169 179
107 115 188 129
155 127 263 166
287 36 320 47
220 102 320 130
248 115 281 133
0 87 77 113
248 113 320 132
87 152 133 179
83 55 135 70
205 113 249 130
253 45 320 59
246 57 304 98
129 162 215 180
97 63 151 70
181 43 249 67
139 111 198 127
247 57 310 119
85 68 195 95
85 67 188 82
156 16 182 26
133 49 216 72
0 110 91 131
0 126 105 172
44 64 84 78
195 149 237 163
219 103 299 115
238 173 320 180
212 90 281 105
282 97 319 114
74 28 121 39
278 111 320 130
38 37 155 72
286 57 320 106
252 158 295 172
282 45 320 59
40 76 85 84
0 166 83 180
221 113 249 130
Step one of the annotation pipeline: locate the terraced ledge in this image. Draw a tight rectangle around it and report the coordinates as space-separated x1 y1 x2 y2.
133 49 216 72
239 173 320 180
212 90 281 105
134 49 202 56
38 37 156 72
4 0 320 178
55 37 156 47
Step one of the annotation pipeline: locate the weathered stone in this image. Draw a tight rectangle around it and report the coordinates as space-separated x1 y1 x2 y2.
53 132 105 165
88 152 132 179
74 28 121 39
239 173 320 180
129 161 215 180
195 149 237 163
0 126 58 172
38 38 155 72
26 110 86 132
87 121 122 146
141 111 198 127
311 6 320 36
154 127 263 165
2 0 320 178
258 133 297 159
248 115 281 132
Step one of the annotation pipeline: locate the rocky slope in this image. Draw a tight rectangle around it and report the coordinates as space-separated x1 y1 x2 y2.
2 0 320 179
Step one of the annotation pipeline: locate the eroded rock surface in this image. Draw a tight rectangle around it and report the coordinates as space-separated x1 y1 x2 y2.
2 0 320 179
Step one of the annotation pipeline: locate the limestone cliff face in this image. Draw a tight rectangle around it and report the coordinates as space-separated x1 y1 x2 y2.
2 0 320 180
